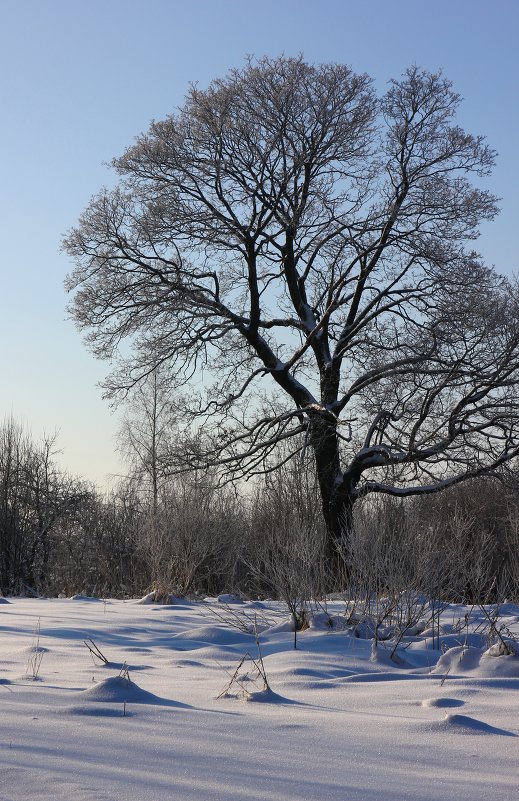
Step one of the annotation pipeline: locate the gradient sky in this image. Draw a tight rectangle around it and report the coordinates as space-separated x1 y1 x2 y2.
1 0 517 486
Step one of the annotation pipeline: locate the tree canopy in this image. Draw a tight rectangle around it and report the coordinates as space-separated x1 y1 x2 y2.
64 56 519 558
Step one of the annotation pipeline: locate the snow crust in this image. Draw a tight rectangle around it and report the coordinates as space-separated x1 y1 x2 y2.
1 597 519 799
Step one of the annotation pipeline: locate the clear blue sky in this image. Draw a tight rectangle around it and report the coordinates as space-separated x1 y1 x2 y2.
1 0 517 486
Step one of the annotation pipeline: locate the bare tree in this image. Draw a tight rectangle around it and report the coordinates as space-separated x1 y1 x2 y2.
64 56 519 566
118 364 177 514
0 418 87 595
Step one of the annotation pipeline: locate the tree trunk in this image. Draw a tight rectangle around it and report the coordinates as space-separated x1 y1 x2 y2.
310 415 356 589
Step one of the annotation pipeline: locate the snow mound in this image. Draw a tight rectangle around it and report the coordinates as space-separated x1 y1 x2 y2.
432 646 483 676
278 666 338 679
307 612 348 631
221 686 293 704
484 638 519 657
261 618 296 635
478 651 519 678
80 676 167 705
172 657 205 668
134 590 182 605
135 592 157 605
441 713 517 736
433 644 519 678
187 644 255 661
422 697 465 708
217 594 244 604
171 624 255 647
244 687 291 703
134 590 184 605
69 594 102 601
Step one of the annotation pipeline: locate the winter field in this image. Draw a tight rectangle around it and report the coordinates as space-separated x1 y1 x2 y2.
1 595 519 801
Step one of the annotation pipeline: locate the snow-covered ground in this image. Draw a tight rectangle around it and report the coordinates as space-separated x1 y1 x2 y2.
1 595 519 800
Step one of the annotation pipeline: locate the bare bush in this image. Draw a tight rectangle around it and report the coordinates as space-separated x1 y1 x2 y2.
412 479 511 603
136 478 241 597
344 498 426 643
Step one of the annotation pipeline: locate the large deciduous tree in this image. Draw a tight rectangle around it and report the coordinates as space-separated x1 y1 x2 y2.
64 57 519 564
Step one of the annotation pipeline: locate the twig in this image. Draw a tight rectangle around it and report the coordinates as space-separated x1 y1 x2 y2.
84 638 109 665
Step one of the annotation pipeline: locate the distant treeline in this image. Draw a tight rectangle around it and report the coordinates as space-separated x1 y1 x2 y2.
1 417 518 603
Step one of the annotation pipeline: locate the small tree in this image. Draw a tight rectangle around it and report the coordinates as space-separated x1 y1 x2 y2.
64 56 519 565
118 364 177 515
